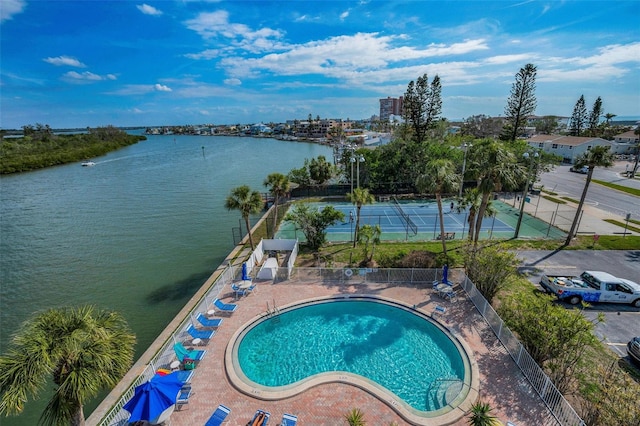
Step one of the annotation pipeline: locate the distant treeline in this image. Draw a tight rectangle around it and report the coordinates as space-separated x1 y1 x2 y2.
0 126 146 174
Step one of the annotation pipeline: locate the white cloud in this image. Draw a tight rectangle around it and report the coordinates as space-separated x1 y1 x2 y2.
224 78 242 86
62 71 116 82
185 49 222 60
340 10 349 20
44 56 86 67
137 4 162 16
484 54 535 65
154 84 172 91
184 10 285 52
537 42 640 83
1 0 26 22
220 33 489 85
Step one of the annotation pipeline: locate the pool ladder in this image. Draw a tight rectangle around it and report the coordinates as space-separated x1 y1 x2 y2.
266 300 280 322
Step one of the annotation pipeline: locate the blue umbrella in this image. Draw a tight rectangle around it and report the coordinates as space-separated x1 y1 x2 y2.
442 264 449 285
124 372 183 424
242 262 249 281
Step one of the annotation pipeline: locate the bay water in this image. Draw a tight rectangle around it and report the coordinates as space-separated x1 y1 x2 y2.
0 133 332 425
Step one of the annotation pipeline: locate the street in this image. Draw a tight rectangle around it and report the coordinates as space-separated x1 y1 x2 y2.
537 163 640 220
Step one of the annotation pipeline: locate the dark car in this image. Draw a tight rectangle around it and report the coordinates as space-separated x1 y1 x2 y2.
628 336 640 366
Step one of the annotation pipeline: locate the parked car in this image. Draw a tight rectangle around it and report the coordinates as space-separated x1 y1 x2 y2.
570 165 588 174
627 336 640 366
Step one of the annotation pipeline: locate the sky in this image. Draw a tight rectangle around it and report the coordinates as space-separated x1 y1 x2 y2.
1 0 639 129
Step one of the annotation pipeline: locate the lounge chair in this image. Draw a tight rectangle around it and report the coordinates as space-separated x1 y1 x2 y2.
195 312 223 328
186 323 215 341
231 283 248 298
212 298 237 314
280 413 297 426
205 404 231 426
176 385 192 410
173 342 206 364
249 410 270 426
432 305 446 317
174 369 194 386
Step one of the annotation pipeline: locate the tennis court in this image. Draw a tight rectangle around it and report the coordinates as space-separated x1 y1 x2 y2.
276 198 566 242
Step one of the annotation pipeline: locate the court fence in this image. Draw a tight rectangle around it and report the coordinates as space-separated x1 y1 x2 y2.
97 266 583 426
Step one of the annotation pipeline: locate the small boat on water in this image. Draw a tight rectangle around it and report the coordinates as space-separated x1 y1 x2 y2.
81 161 96 167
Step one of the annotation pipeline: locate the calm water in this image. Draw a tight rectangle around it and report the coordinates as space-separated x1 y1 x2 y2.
0 133 331 425
237 300 465 411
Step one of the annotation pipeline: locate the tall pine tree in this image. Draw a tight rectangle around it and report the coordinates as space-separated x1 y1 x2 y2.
502 63 537 142
569 95 588 136
587 96 603 136
402 73 442 143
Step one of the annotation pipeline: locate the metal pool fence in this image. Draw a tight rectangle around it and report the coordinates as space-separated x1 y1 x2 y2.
460 276 585 426
97 267 583 426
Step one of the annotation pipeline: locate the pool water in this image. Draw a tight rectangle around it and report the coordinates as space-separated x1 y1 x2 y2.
237 299 466 411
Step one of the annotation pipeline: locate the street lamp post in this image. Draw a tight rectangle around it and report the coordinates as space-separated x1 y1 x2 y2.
357 155 365 188
459 143 472 198
514 151 539 238
350 156 356 193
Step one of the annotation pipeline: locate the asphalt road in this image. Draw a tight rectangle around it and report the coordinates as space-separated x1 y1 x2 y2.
538 164 640 220
515 250 640 361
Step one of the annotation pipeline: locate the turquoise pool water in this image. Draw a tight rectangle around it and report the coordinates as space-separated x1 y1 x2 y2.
237 299 466 412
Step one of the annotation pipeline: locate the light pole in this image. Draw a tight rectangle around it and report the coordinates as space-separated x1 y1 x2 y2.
514 151 539 238
357 155 365 188
350 156 356 193
459 143 472 198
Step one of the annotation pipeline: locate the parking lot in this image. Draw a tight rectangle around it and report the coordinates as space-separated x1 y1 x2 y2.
516 250 640 361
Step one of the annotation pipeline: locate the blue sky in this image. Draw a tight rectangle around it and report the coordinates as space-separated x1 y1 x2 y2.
1 1 639 129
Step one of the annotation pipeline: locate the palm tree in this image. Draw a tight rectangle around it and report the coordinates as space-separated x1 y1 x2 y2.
358 224 381 265
416 159 459 256
0 306 135 426
470 140 518 245
467 401 500 426
456 188 495 241
263 173 290 238
346 187 375 247
565 146 614 245
344 408 366 426
225 185 264 250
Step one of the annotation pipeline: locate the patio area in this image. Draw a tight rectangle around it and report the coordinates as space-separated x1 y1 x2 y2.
161 272 557 426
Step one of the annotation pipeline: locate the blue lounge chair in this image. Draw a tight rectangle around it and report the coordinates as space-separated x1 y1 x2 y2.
195 312 223 328
186 323 215 341
280 413 297 426
231 283 248 298
249 410 270 426
173 342 206 363
174 369 194 385
176 385 192 410
205 404 231 426
212 298 237 314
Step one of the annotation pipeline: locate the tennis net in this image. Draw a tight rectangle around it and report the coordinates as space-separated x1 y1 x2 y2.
391 197 418 235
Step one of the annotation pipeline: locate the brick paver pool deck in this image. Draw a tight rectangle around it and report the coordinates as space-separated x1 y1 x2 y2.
165 275 556 426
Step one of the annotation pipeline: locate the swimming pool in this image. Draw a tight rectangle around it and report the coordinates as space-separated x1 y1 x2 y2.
227 296 476 422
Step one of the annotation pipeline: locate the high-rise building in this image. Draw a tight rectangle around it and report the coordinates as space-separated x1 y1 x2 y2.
379 96 403 121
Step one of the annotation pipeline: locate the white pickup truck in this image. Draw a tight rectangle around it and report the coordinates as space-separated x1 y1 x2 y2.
540 270 640 307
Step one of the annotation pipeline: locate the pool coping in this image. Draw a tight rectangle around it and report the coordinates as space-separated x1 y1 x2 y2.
224 294 479 426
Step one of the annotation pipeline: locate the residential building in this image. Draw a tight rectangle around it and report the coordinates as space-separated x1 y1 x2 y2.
526 135 613 163
379 97 403 122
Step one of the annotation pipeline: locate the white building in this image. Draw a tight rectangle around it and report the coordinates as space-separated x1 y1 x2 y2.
526 135 614 164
